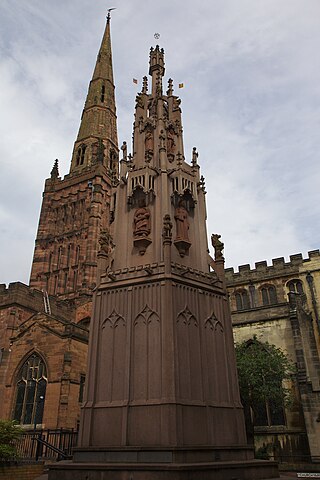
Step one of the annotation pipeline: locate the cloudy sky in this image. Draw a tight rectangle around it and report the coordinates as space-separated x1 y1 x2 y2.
1 0 319 285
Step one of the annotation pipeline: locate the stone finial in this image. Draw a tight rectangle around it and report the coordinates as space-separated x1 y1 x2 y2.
167 78 173 96
50 159 59 179
199 175 206 192
211 234 224 260
142 76 148 94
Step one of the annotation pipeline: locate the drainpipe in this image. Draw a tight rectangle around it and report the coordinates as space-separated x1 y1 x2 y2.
306 272 320 334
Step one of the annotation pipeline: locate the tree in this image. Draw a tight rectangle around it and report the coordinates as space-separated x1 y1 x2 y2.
0 419 23 461
235 336 295 446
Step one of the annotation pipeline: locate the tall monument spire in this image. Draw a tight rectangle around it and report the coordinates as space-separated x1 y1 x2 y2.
52 45 277 480
70 15 118 175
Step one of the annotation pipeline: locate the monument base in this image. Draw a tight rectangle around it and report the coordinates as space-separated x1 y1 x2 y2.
48 446 279 480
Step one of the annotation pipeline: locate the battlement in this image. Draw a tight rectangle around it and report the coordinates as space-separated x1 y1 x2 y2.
0 281 75 322
225 250 320 284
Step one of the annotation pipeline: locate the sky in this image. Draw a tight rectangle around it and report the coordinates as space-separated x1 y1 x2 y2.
1 0 320 285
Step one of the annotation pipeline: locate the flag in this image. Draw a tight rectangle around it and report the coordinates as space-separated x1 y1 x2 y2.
133 78 138 84
178 83 184 88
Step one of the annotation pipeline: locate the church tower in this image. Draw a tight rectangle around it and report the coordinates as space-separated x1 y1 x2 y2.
50 45 277 479
29 14 118 300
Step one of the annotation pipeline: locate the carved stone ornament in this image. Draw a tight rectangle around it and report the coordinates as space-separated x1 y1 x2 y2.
174 201 191 257
162 214 173 242
133 207 152 255
101 310 125 329
211 233 224 260
205 311 224 333
177 306 198 327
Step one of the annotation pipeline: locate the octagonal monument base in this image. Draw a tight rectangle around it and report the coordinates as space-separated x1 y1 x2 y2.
49 445 279 480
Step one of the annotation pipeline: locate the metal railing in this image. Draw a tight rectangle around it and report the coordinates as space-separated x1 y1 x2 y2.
15 429 78 461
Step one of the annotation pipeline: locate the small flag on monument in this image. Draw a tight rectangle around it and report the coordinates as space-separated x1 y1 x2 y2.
133 78 138 84
178 83 184 88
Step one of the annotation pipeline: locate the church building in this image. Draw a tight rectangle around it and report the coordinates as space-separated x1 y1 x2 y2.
0 14 320 469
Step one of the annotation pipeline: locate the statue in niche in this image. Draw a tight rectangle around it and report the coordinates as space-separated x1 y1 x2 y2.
159 130 166 150
145 130 154 160
133 207 151 238
174 201 189 241
167 127 175 156
211 234 224 260
162 214 173 240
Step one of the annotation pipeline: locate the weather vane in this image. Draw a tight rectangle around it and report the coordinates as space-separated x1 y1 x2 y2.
107 7 116 20
154 33 160 40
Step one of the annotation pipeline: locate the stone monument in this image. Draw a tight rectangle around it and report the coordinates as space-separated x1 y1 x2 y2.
50 25 278 480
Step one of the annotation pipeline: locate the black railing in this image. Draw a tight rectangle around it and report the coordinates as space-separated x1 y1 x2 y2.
15 429 78 461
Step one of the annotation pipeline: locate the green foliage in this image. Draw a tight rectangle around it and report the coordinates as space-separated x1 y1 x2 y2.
235 336 295 408
255 444 271 460
0 419 23 461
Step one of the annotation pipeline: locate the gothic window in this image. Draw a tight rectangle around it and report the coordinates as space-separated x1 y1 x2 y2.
287 279 304 295
63 272 68 292
100 85 105 103
261 285 278 306
54 275 58 294
13 354 47 426
235 290 250 311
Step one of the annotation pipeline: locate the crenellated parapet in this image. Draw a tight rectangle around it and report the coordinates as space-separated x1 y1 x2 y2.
0 282 75 322
225 250 320 285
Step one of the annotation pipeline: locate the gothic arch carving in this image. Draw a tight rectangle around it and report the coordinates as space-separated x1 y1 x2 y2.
101 310 126 329
177 306 198 327
134 304 159 326
205 311 224 333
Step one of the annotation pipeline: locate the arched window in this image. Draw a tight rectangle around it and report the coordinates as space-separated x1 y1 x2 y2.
235 290 250 311
287 279 304 295
261 285 278 306
13 354 47 426
76 145 86 166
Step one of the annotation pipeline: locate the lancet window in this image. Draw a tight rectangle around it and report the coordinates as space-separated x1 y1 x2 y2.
13 354 47 426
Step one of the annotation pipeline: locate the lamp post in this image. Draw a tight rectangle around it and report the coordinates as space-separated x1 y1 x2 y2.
34 394 44 431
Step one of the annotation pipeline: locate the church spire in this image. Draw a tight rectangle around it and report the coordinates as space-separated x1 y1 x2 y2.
69 15 118 175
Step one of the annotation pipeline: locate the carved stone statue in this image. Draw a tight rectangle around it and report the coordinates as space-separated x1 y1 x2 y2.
167 127 175 156
159 130 166 150
174 203 189 241
133 207 151 238
121 141 127 161
145 131 154 158
192 147 198 167
99 230 115 257
211 233 224 260
162 214 173 240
